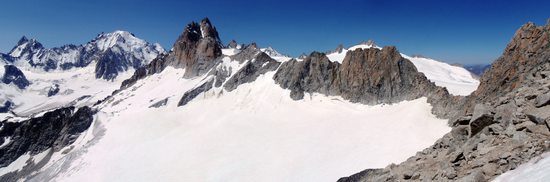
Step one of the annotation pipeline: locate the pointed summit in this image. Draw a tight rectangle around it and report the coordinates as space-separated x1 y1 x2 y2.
199 17 220 40
9 36 43 58
17 36 29 45
171 17 223 77
226 40 238 49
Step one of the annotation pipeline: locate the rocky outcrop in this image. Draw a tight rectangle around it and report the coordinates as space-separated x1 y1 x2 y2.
0 101 13 113
224 52 281 91
170 18 223 77
226 40 239 49
177 79 214 106
339 20 550 182
2 65 30 89
273 47 458 117
47 84 60 97
230 43 259 63
120 53 169 89
0 106 94 171
149 98 169 108
95 48 138 80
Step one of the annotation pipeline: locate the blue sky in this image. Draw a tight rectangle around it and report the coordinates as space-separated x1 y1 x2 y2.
0 0 548 64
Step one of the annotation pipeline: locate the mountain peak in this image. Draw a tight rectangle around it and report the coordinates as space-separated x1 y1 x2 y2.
17 36 29 45
199 17 220 40
9 36 43 57
171 18 223 77
261 46 286 57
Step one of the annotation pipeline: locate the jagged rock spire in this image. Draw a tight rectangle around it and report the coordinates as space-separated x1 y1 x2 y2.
171 17 223 77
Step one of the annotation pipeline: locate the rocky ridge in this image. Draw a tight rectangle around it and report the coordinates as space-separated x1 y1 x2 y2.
274 47 459 118
0 106 94 181
338 20 550 182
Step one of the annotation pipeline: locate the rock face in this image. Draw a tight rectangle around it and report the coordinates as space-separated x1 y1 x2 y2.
2 65 30 89
226 40 238 49
120 53 169 89
470 21 550 107
339 20 550 182
171 18 223 77
224 52 281 91
120 18 223 89
2 31 164 80
469 104 495 137
273 47 458 117
0 101 13 113
95 48 139 80
0 106 94 180
177 79 214 106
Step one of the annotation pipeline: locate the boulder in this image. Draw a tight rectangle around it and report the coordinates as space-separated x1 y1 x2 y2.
525 106 550 125
469 104 495 137
534 92 550 107
456 170 485 182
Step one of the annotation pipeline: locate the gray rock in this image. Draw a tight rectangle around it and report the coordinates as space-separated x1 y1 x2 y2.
512 131 529 143
149 98 169 108
47 84 60 97
224 52 280 91
230 43 259 63
456 170 485 182
525 106 550 125
177 79 214 106
226 40 238 49
469 104 495 137
534 92 550 107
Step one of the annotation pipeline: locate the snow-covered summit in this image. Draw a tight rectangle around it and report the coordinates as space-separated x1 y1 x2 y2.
401 54 479 96
91 31 164 56
260 47 285 57
2 31 165 79
8 36 44 58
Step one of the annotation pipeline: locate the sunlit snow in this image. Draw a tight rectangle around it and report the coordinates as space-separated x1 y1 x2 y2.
30 65 451 182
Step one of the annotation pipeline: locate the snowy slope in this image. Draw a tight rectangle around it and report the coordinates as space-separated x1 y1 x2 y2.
325 43 479 96
493 152 550 182
0 63 133 121
0 31 165 120
260 47 291 62
401 55 480 96
25 52 451 181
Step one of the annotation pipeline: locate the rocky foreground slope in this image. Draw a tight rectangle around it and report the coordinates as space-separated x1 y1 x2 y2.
338 20 550 182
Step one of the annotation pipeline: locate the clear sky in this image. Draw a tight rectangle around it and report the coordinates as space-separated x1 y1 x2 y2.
0 0 548 65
